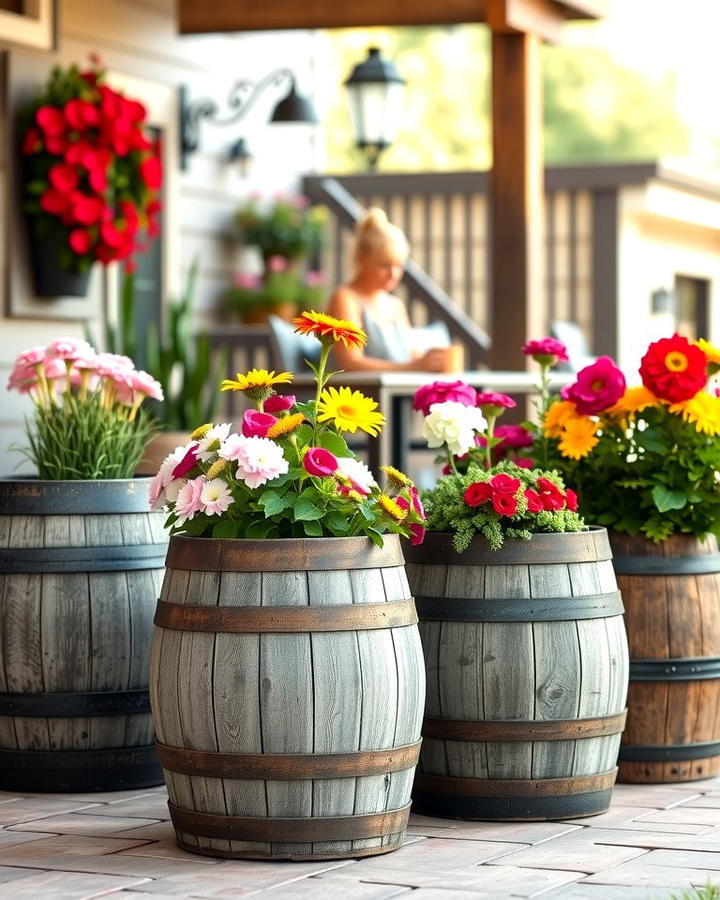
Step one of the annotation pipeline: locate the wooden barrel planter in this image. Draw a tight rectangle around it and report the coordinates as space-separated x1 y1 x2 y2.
403 527 628 821
149 533 425 861
611 531 720 783
0 478 167 792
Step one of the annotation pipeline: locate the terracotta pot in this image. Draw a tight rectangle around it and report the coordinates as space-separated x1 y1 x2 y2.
135 431 191 476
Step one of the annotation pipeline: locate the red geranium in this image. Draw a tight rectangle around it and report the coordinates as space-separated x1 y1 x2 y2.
20 57 162 275
639 334 707 403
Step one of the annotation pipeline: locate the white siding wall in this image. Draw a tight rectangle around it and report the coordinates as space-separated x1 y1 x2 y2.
0 0 326 475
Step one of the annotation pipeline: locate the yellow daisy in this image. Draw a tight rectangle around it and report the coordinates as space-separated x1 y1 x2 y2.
558 417 599 460
543 400 581 438
293 310 367 350
381 465 412 488
220 368 293 393
696 338 720 375
317 386 386 436
266 412 305 439
670 391 720 436
378 494 408 521
190 423 213 440
605 386 660 418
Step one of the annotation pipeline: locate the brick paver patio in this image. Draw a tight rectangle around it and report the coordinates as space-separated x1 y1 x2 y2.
0 778 718 898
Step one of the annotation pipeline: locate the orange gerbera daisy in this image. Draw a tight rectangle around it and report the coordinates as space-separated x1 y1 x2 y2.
293 310 367 350
605 385 660 418
543 400 581 438
265 412 305 439
558 416 599 460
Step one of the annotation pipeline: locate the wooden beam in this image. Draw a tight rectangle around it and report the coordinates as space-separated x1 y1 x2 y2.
177 0 602 34
488 28 545 370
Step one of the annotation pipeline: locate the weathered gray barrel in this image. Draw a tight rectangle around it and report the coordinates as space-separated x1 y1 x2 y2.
0 478 167 791
149 533 425 860
403 527 629 821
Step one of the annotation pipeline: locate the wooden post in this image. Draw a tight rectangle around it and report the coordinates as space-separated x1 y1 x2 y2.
488 28 545 371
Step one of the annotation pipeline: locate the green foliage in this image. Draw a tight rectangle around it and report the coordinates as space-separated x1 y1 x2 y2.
103 261 227 430
23 395 154 480
670 882 720 900
226 267 326 318
235 195 326 261
422 461 584 552
545 403 720 542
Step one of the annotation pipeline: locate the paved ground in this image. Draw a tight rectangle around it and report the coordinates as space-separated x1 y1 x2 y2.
0 779 719 899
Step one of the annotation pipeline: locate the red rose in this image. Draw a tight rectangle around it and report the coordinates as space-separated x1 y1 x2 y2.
40 189 72 216
140 156 162 190
63 99 99 130
565 488 578 512
65 140 94 165
489 473 521 495
303 447 339 477
48 163 79 194
36 105 65 136
524 488 543 513
100 222 126 248
68 229 92 255
72 194 106 225
491 493 518 516
561 356 626 415
45 135 68 155
536 477 566 511
639 334 707 403
413 380 477 416
464 481 492 507
22 127 42 155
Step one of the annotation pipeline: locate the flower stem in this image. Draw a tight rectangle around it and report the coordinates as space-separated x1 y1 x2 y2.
312 342 331 443
447 448 459 477
485 413 497 470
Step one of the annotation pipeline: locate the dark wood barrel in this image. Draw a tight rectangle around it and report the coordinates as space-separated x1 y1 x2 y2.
611 532 720 783
403 527 628 821
149 533 425 861
0 478 167 792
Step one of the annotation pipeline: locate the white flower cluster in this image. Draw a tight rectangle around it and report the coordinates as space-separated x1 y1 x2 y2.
421 400 487 456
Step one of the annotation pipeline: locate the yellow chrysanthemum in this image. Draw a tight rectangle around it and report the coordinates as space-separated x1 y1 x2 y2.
669 391 720 436
317 386 386 436
378 494 407 521
696 338 720 375
266 412 305 439
381 465 412 488
605 386 660 418
558 416 599 460
190 423 213 440
206 459 229 479
293 310 367 350
220 368 293 393
543 400 581 438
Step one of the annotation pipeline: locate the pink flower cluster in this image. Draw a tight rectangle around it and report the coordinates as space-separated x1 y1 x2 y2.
8 337 163 415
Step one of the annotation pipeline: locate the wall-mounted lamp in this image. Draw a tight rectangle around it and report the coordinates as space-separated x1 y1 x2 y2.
179 69 318 171
344 47 406 171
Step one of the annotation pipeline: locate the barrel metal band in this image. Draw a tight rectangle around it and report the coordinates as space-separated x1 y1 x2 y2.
0 744 158 770
0 478 153 515
0 689 152 717
422 711 627 742
619 741 720 762
168 802 411 842
629 657 720 681
613 555 720 575
414 591 623 623
413 769 618 798
156 740 421 779
154 598 418 633
0 545 166 573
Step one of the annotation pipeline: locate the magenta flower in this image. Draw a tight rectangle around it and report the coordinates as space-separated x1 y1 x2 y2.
233 271 261 289
495 424 533 449
561 356 626 415
172 442 199 479
412 380 477 416
396 494 426 546
475 391 516 411
241 409 278 438
266 254 288 273
303 447 338 477
522 337 569 365
264 393 296 413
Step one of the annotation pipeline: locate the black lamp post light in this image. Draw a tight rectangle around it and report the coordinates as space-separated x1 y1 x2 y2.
345 46 406 171
179 69 318 171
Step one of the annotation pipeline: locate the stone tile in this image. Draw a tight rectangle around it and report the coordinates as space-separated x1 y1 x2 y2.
407 819 582 845
662 778 720 792
582 859 720 887
74 796 171 820
608 785 702 809
0 866 47 885
8 814 163 837
117 860 354 896
483 838 648 873
0 870 151 898
0 829 58 848
637 848 720 870
586 828 720 852
634 808 720 826
118 838 228 863
674 795 720 808
0 833 151 859
541 884 669 899
392 891 492 899
347 836 520 875
0 798 101 826
115 822 176 841
0 852 226 879
559 805 711 834
249 879 410 898
9 788 165 804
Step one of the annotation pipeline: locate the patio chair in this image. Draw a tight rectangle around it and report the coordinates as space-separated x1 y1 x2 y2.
267 314 321 372
550 320 597 372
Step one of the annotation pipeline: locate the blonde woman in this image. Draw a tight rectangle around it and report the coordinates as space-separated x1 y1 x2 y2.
326 208 453 372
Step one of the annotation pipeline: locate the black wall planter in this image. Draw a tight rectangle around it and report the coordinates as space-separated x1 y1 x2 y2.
28 230 92 298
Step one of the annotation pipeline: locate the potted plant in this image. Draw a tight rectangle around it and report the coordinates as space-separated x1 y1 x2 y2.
1 338 167 791
227 258 326 324
148 309 427 860
18 56 161 297
402 344 629 821
539 334 720 783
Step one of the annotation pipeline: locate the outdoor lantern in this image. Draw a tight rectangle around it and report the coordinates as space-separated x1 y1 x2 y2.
344 46 405 170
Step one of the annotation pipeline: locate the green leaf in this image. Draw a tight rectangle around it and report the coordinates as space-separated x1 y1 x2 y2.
212 518 238 538
259 490 293 516
326 511 351 533
636 428 669 455
302 519 323 536
652 485 687 513
293 496 324 521
319 430 350 457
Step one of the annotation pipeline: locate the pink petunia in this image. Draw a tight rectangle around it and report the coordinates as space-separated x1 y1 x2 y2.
413 380 477 416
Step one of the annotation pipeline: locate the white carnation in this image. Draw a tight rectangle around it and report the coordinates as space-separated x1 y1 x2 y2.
336 456 377 494
422 400 486 456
